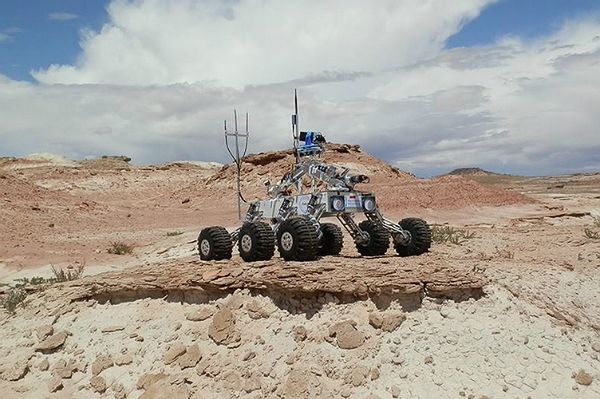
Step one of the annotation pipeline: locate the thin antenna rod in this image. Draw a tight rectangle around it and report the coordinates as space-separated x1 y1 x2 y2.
224 109 250 221
292 89 299 164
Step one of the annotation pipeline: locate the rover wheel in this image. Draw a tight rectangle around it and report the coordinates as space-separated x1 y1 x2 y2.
277 217 320 261
319 223 344 256
198 226 233 260
356 220 390 256
395 218 431 257
238 221 275 262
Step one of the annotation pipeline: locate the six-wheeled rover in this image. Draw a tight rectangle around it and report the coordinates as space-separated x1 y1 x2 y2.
198 92 432 262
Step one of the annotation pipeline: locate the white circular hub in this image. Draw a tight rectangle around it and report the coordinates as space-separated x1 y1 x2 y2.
281 232 294 252
363 198 376 212
240 235 253 253
332 197 345 211
200 239 211 256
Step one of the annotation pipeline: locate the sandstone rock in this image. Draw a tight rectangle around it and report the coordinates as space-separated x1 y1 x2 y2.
345 366 369 387
370 368 380 381
185 306 214 321
38 358 49 371
281 369 314 399
575 369 593 386
246 299 271 319
195 359 210 376
178 344 202 369
208 308 239 345
329 320 365 349
592 342 600 353
424 355 433 364
391 385 401 398
35 325 54 341
51 358 76 379
90 375 107 393
137 372 169 390
48 375 63 392
140 378 190 399
369 312 406 332
91 355 114 376
293 325 307 342
114 353 133 366
113 382 127 399
164 343 186 365
244 372 262 393
222 370 242 391
35 331 67 353
2 363 28 381
368 313 383 329
101 325 125 333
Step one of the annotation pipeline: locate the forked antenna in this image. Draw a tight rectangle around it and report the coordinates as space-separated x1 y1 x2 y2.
224 109 249 220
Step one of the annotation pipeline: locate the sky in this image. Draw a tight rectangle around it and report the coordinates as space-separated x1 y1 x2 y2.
1 0 599 177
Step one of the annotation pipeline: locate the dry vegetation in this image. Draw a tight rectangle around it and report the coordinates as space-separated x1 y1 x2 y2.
107 242 135 255
430 225 476 244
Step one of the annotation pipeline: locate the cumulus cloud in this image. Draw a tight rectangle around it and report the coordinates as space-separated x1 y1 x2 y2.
48 12 79 22
34 0 492 87
0 0 599 177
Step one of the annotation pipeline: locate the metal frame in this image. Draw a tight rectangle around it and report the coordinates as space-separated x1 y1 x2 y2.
223 90 413 252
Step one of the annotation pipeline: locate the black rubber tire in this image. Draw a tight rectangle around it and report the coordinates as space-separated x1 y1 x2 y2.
355 220 390 256
395 218 432 257
198 226 233 260
277 217 320 261
319 223 344 256
238 221 275 262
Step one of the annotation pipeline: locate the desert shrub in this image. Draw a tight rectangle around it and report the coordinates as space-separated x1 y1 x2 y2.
1 287 27 313
166 231 184 237
51 262 85 282
13 276 50 287
107 242 134 255
431 225 476 245
1 263 85 314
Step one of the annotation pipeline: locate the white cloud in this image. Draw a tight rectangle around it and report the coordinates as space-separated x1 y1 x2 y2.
0 33 9 43
48 12 79 22
0 1 599 177
34 0 493 87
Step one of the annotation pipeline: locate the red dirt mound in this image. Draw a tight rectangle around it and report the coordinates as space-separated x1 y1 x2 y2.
174 144 534 210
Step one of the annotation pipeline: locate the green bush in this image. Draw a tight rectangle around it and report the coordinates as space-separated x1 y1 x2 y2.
166 231 184 237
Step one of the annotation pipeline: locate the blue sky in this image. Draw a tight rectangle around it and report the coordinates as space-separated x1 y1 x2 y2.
448 0 600 47
0 0 107 81
1 0 600 82
0 1 599 176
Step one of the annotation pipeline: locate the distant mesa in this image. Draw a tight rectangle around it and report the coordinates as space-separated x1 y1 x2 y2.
101 155 131 163
445 167 504 177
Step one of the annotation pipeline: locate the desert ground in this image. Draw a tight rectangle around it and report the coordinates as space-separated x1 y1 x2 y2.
0 145 599 398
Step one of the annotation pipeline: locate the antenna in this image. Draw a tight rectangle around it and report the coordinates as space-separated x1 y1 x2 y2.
291 89 299 163
224 109 249 220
